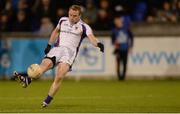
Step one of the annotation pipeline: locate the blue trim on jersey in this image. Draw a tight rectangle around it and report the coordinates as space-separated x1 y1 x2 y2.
54 19 66 47
76 24 86 53
71 24 87 67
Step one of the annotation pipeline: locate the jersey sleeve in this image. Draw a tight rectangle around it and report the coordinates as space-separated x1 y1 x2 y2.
84 24 93 36
56 17 67 29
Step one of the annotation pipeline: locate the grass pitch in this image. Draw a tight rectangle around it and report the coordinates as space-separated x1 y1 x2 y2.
0 79 180 113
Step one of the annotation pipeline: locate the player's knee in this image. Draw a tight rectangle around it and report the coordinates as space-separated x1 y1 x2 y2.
40 59 53 71
42 58 53 65
43 56 56 67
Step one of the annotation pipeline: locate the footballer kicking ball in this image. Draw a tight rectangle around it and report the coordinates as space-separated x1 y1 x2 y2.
27 64 42 79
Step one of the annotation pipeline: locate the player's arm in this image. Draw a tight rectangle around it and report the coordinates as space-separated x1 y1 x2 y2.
44 27 60 54
48 27 60 45
87 34 104 53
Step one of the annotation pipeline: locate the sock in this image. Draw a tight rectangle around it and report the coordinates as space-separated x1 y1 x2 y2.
44 95 53 105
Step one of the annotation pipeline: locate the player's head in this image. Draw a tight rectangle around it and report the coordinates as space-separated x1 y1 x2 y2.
68 5 82 24
114 16 123 28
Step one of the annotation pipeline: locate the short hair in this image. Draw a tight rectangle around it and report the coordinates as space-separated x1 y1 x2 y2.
69 5 82 15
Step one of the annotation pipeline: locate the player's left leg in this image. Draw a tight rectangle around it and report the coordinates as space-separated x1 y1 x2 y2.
42 62 70 108
13 58 53 88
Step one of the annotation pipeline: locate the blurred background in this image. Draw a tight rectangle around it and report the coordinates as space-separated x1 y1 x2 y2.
0 0 180 80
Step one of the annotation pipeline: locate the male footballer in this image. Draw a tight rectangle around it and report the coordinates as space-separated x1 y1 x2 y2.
13 5 104 107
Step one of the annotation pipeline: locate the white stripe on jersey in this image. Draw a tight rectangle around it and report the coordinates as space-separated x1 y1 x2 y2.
56 17 93 50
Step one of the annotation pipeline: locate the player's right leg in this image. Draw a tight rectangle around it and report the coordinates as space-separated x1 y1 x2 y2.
13 58 53 88
42 62 70 108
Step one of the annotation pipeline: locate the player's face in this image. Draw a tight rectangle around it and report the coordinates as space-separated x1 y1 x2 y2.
114 17 123 28
68 9 81 24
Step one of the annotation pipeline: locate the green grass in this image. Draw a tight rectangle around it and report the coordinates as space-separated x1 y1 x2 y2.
0 79 180 113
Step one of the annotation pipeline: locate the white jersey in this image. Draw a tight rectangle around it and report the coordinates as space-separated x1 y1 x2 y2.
46 17 93 66
55 17 93 51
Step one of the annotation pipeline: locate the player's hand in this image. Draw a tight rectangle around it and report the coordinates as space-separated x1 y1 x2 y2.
44 44 51 54
97 42 104 53
113 48 119 55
